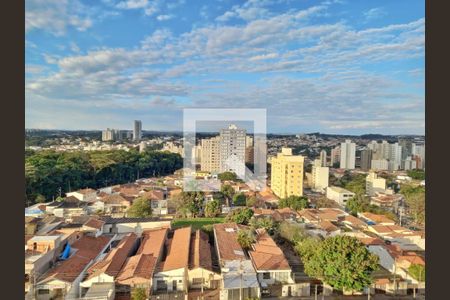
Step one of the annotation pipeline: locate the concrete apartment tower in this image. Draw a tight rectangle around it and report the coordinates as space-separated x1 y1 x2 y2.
200 136 221 173
133 120 142 141
219 124 246 178
319 150 327 167
366 171 387 196
360 149 373 170
270 147 304 198
339 139 356 169
330 146 341 167
311 159 329 193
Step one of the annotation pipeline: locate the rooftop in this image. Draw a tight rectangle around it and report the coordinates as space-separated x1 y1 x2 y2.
248 229 291 271
86 233 138 279
161 227 191 271
189 230 213 271
41 235 111 283
213 223 247 263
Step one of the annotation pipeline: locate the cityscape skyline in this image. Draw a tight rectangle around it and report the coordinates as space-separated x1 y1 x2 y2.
26 0 424 135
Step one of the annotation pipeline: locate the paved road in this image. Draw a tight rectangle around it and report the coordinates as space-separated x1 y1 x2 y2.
264 295 425 300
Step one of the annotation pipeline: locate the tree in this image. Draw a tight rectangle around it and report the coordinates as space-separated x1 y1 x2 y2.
279 195 309 210
401 184 425 225
218 171 238 181
408 264 425 281
221 184 235 205
237 229 256 250
249 217 277 235
127 197 152 218
233 193 247 206
35 194 46 203
173 191 205 217
278 221 307 244
226 207 254 225
407 169 425 181
205 199 221 217
131 287 147 300
300 236 379 292
345 194 370 215
246 195 257 207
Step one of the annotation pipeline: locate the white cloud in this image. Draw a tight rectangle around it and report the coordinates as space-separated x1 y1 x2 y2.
25 0 93 36
116 0 149 9
156 14 175 21
364 7 387 21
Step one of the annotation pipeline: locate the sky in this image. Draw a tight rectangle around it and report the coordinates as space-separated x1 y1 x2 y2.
25 0 425 135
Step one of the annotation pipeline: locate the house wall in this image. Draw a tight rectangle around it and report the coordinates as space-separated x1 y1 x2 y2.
368 245 395 273
153 268 186 293
80 274 114 289
281 283 310 297
103 221 171 234
188 268 221 289
256 270 293 285
220 287 260 300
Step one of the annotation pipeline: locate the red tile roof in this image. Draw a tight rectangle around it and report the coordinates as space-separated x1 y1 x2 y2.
213 223 247 262
86 233 138 279
160 227 191 271
189 230 213 271
83 218 105 230
248 229 291 271
42 235 111 283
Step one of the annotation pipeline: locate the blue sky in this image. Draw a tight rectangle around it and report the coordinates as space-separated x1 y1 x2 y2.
25 0 424 135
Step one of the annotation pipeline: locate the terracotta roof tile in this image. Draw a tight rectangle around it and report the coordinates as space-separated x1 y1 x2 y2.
189 230 212 271
213 223 247 262
248 229 290 271
42 235 111 283
160 227 191 271
83 218 105 230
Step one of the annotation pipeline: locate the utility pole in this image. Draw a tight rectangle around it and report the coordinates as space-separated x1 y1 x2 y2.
315 284 318 300
367 285 370 300
239 263 243 300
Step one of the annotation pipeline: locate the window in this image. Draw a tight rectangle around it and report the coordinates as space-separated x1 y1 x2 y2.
38 289 50 295
193 278 203 285
263 272 271 279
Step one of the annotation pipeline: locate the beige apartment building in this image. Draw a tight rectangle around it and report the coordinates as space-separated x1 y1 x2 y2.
270 148 304 198
366 171 387 196
200 136 221 173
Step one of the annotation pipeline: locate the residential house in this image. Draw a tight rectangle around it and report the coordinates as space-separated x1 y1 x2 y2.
100 194 131 215
326 186 355 206
188 230 221 289
66 188 97 202
213 223 260 300
153 227 191 293
101 217 171 235
82 217 106 237
35 235 112 300
370 193 403 212
358 212 396 226
368 225 425 251
248 229 293 287
80 233 139 297
142 189 169 215
116 228 168 297
52 196 88 220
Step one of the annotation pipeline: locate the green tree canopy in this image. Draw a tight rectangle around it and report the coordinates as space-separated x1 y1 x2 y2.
204 199 221 217
226 207 254 225
298 236 379 292
35 194 46 203
408 264 425 282
237 229 256 250
232 193 247 206
279 221 307 244
279 195 309 210
131 287 147 300
127 197 152 218
249 217 277 235
218 171 238 181
173 191 205 218
407 169 425 181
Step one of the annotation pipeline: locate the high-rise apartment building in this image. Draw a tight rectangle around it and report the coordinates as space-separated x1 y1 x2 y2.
366 171 387 196
330 146 341 167
319 150 327 167
388 142 402 170
200 136 221 173
133 120 142 141
102 128 115 141
371 159 389 171
360 149 372 170
219 124 246 177
270 148 304 198
339 140 356 169
412 143 425 169
311 159 329 193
